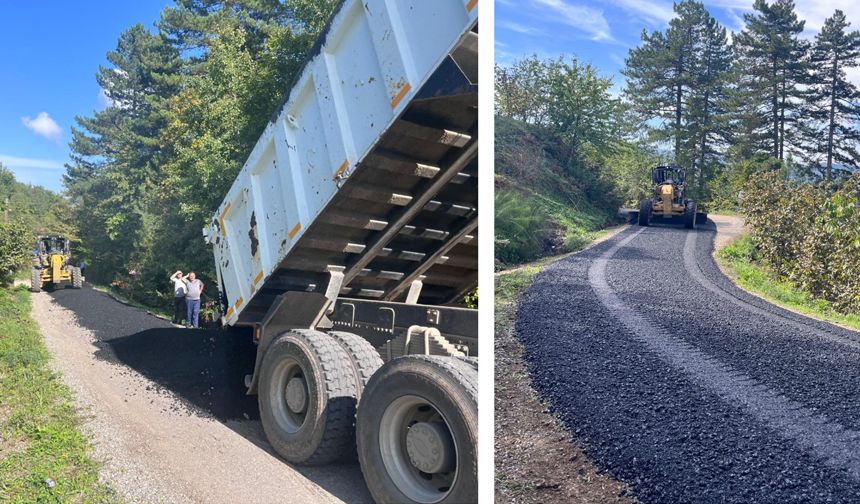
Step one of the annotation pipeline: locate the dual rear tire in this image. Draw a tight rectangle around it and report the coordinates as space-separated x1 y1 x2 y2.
258 330 478 503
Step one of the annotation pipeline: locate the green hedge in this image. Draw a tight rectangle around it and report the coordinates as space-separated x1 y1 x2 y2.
742 172 860 314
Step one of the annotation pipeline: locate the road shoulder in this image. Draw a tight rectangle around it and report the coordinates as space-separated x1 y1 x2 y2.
30 290 352 503
495 227 636 503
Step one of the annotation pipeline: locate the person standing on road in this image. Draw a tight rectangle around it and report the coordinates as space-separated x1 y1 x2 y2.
182 272 204 328
169 270 187 325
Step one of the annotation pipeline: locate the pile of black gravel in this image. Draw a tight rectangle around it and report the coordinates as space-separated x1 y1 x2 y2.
49 286 259 422
516 222 860 503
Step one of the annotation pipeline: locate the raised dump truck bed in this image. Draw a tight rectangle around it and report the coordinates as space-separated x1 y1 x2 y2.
205 0 478 327
204 2 479 503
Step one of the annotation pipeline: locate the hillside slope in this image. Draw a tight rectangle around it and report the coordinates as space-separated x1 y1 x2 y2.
495 117 619 267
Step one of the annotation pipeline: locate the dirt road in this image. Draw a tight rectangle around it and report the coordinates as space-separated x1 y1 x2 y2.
516 217 860 503
32 286 371 503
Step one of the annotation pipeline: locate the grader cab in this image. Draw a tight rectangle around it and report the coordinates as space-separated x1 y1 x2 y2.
30 235 82 292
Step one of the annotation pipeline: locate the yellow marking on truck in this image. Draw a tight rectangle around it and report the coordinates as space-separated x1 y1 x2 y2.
234 296 244 308
390 82 412 109
288 222 302 239
466 0 478 12
254 271 264 285
333 159 349 180
226 307 234 317
219 202 232 237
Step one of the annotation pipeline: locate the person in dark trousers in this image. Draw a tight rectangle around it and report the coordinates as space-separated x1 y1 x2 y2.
182 271 204 328
169 270 187 325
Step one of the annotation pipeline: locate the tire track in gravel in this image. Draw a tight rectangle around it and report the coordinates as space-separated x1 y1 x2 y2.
682 230 860 351
591 228 860 481
516 222 860 503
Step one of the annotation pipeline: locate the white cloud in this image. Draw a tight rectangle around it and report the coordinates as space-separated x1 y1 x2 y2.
0 154 64 170
610 0 674 26
21 112 62 143
498 20 540 35
532 0 614 42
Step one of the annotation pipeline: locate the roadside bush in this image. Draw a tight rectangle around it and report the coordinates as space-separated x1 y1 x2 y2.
494 190 553 264
0 221 31 287
742 172 860 314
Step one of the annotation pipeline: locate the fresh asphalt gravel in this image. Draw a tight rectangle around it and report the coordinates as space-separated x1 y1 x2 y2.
516 220 860 503
48 286 260 421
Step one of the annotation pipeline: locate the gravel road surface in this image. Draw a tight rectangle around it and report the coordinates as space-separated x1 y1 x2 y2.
33 285 371 503
516 218 860 503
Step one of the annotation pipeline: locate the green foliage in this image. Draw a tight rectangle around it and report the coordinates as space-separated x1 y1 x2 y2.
0 287 119 501
623 0 732 200
718 236 860 330
65 1 337 308
0 164 73 239
733 0 808 162
742 172 860 314
0 221 31 287
798 9 860 179
494 113 618 267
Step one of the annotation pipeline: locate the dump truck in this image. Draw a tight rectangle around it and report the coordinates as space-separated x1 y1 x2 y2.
638 164 703 228
202 1 479 502
30 235 82 292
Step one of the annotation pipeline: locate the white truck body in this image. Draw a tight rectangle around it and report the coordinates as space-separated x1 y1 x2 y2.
204 0 478 326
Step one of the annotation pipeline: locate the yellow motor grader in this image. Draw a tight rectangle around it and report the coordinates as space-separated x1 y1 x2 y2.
30 235 82 292
637 165 701 229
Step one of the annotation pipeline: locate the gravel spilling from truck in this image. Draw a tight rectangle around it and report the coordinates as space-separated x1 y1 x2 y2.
516 221 860 503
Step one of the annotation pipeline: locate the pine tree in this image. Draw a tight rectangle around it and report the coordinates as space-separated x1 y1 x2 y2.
623 0 731 196
800 10 860 179
732 0 807 162
684 8 732 197
65 25 181 281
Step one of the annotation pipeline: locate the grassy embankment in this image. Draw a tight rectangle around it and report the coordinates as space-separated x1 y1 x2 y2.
495 116 620 269
717 235 860 331
0 286 119 502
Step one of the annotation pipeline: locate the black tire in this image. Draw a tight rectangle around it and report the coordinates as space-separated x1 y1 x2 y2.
327 331 384 395
357 355 478 504
30 268 41 293
71 267 82 288
258 329 358 465
638 199 652 226
684 200 697 229
455 355 478 372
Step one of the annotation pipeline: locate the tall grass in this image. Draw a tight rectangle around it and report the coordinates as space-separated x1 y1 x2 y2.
0 287 119 502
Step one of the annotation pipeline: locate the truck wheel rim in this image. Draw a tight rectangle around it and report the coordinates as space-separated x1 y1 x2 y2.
379 395 457 503
270 358 308 433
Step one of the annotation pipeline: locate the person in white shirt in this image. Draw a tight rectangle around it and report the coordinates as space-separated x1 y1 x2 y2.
169 270 187 325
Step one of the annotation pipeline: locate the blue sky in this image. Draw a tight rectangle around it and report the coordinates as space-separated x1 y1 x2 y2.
0 1 170 192
496 0 860 93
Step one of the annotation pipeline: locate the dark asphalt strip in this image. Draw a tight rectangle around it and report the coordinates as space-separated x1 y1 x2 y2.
516 224 860 503
47 286 259 421
591 228 860 482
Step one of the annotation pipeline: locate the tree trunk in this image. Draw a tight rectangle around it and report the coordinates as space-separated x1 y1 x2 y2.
826 55 838 180
675 82 683 162
779 67 786 161
772 55 780 160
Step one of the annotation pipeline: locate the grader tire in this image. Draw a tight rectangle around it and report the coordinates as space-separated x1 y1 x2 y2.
258 329 359 465
357 355 478 504
71 267 83 289
638 199 652 226
30 268 41 293
684 200 698 229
